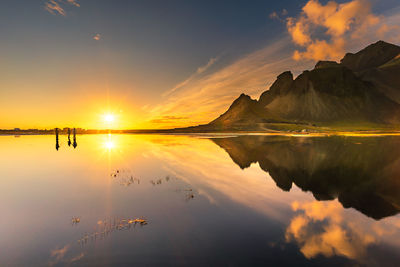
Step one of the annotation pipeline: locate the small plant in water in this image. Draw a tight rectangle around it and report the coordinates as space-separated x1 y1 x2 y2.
77 216 148 246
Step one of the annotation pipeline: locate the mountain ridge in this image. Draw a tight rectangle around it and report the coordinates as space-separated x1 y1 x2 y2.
195 40 400 131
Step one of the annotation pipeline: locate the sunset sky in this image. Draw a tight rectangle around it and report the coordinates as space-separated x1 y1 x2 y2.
1 0 400 129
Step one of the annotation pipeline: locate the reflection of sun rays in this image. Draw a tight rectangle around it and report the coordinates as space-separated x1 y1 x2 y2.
92 133 123 229
104 140 115 149
103 136 115 150
97 134 119 154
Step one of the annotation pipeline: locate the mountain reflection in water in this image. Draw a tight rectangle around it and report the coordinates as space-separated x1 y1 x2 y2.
212 135 400 220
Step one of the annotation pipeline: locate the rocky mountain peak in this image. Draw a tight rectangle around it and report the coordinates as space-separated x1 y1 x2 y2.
341 40 400 72
314 61 341 69
259 71 293 106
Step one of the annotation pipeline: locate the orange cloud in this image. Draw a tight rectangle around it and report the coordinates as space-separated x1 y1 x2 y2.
150 115 189 124
270 9 289 21
147 2 400 128
45 0 66 16
287 17 311 45
286 201 374 260
286 200 400 262
149 38 310 128
287 0 388 61
67 0 80 7
44 0 80 16
93 33 101 41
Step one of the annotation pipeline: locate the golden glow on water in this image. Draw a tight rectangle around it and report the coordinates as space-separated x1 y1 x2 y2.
103 134 116 150
2 134 400 266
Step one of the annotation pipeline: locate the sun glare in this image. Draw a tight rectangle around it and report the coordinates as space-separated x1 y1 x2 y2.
104 140 115 150
101 134 116 151
104 113 115 123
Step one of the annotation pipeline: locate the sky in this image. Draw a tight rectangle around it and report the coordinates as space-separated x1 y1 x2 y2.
0 0 399 129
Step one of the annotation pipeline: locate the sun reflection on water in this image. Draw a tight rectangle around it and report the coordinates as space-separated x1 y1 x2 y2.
103 134 116 151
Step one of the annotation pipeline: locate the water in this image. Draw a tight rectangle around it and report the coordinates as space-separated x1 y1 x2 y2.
1 134 400 266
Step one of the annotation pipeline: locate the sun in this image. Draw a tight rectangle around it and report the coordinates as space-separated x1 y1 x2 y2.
104 113 115 123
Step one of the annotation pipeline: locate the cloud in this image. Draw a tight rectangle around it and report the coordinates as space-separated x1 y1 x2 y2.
45 0 66 16
149 38 309 128
269 9 289 21
44 0 80 16
145 2 400 128
269 12 280 20
286 200 400 262
93 33 101 41
67 0 80 7
286 201 374 261
163 57 218 97
150 116 189 124
286 0 397 61
197 57 218 74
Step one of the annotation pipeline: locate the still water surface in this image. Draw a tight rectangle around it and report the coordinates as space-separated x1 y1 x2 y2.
1 134 400 266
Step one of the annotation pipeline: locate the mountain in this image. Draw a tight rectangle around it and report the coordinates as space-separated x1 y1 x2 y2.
341 40 400 72
212 135 400 220
343 41 400 104
207 93 286 131
199 41 400 131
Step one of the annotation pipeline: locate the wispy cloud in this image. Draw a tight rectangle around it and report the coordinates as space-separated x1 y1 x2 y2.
196 57 218 74
146 1 400 128
67 0 80 7
44 0 80 16
150 115 189 124
93 33 101 41
286 0 400 61
149 38 310 127
45 0 66 16
163 57 218 97
269 9 289 21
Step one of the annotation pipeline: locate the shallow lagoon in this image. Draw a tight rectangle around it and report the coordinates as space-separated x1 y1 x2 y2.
1 134 400 266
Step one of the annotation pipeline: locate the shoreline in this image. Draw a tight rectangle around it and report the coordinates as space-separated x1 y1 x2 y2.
3 130 400 137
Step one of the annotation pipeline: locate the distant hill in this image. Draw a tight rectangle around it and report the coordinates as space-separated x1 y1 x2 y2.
190 41 400 131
